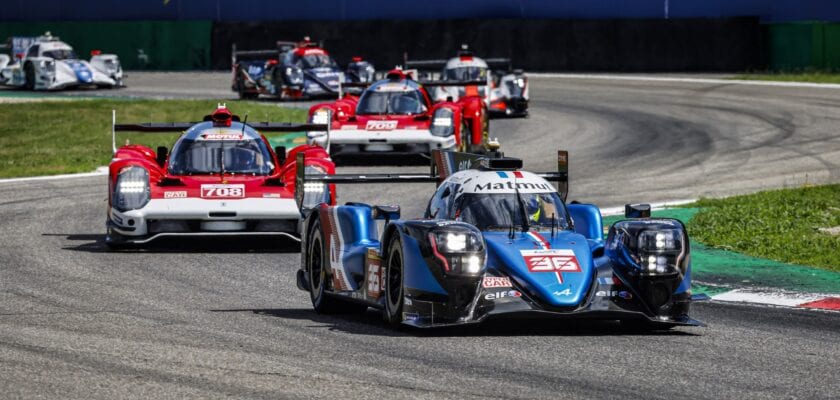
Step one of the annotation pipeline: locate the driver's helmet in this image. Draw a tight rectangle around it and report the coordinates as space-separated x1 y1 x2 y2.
229 147 257 170
391 94 419 114
526 195 543 223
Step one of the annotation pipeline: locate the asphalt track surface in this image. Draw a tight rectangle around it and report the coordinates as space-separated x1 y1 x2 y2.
1 73 840 399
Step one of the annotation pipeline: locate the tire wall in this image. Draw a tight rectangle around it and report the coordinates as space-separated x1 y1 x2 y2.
0 21 212 70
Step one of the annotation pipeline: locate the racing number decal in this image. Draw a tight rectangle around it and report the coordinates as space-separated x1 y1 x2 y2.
365 120 398 131
521 249 581 284
366 248 383 300
200 184 245 199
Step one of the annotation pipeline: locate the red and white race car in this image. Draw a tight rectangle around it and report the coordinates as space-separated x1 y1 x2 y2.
305 68 489 161
106 105 335 248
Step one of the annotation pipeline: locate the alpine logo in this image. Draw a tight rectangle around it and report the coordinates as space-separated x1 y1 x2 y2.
365 120 398 131
521 249 581 284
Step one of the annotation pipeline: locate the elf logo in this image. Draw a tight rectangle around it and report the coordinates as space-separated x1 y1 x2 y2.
365 120 398 131
484 290 522 301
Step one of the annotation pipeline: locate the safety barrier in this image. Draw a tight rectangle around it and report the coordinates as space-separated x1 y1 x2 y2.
0 21 212 70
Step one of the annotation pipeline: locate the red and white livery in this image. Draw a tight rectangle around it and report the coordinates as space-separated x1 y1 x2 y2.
306 68 489 161
105 105 335 248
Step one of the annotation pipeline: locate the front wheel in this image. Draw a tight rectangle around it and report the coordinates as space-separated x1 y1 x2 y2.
384 235 405 326
24 62 35 90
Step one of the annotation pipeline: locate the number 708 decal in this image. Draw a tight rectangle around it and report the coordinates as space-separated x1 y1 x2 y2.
200 184 245 199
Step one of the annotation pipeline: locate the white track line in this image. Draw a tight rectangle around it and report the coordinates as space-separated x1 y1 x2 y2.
0 166 108 184
531 73 840 90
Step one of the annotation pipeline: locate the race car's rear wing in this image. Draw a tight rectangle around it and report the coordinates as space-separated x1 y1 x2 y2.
338 79 487 98
231 44 281 65
294 148 569 209
405 56 514 72
111 110 328 154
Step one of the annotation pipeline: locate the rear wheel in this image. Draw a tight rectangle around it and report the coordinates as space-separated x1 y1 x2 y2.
238 87 258 100
384 235 405 325
24 62 34 90
307 219 367 314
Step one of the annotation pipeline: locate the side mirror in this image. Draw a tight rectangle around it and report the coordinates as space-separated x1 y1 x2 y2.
156 146 168 168
625 203 651 219
274 146 286 164
372 205 400 223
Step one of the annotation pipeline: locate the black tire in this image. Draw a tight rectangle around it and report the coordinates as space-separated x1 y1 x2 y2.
458 119 469 152
384 235 405 326
104 226 132 251
238 88 258 100
307 219 367 314
24 62 35 90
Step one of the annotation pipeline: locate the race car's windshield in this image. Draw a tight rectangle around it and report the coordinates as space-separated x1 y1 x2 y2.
445 66 486 81
42 49 77 60
296 54 337 69
454 192 570 231
357 89 427 115
167 138 274 175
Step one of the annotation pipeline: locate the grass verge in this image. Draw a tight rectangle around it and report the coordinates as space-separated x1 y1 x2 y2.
0 99 307 178
689 185 840 272
731 72 840 84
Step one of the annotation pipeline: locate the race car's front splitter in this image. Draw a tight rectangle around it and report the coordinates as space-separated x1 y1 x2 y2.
400 277 704 329
108 197 301 240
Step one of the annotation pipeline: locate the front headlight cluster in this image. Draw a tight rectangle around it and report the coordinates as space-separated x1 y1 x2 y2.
430 108 454 137
113 166 150 211
637 229 684 274
301 165 329 209
286 67 304 85
308 109 331 139
40 60 55 74
428 229 485 275
606 220 688 276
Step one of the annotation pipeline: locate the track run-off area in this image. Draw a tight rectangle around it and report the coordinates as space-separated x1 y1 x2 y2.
1 73 839 399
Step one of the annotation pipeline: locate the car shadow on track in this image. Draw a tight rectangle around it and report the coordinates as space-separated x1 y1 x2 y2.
43 233 300 254
214 307 699 337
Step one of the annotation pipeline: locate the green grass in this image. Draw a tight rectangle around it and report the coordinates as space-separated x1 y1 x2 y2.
0 99 307 178
731 72 840 84
688 185 840 272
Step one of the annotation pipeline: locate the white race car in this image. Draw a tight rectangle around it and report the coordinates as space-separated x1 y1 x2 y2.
0 32 124 90
405 45 529 118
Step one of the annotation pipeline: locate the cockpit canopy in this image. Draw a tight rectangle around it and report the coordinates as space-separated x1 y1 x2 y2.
426 171 570 231
357 81 429 115
167 125 274 175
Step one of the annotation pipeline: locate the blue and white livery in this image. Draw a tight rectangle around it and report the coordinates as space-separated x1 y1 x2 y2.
0 32 124 90
294 146 705 329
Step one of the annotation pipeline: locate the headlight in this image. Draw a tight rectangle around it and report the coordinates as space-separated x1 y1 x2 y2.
428 229 485 275
301 165 329 209
40 60 55 73
606 220 688 276
308 109 331 139
113 166 150 211
430 108 454 137
286 67 303 85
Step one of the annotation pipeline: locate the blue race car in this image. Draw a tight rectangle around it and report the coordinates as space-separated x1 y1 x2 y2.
293 146 704 329
231 37 374 100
